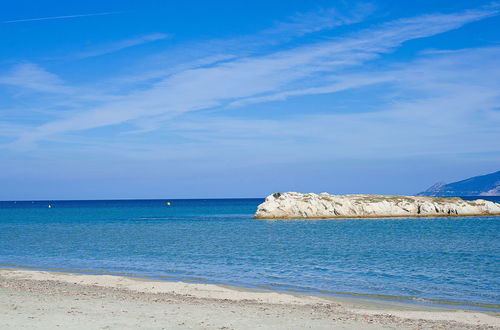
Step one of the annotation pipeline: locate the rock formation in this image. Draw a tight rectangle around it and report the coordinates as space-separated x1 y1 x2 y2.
254 192 500 219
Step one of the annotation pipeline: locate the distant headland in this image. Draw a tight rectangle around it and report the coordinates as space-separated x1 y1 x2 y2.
419 170 500 197
254 192 500 219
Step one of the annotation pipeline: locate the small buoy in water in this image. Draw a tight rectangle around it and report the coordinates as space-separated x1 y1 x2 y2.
48 204 52 208
167 202 171 206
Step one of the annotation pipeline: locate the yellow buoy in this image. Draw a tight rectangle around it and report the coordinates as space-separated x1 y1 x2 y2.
167 202 171 206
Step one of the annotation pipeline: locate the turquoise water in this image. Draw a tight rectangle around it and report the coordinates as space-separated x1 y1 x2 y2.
0 198 499 308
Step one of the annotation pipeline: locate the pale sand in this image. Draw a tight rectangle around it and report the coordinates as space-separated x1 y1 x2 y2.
1 268 499 329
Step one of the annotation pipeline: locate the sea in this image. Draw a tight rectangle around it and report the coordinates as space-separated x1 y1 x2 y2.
1 196 499 310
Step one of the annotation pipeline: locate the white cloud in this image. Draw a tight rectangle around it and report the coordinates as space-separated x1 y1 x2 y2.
74 33 170 59
5 6 500 149
0 63 71 94
110 6 373 86
180 47 500 158
263 4 374 37
66 46 500 163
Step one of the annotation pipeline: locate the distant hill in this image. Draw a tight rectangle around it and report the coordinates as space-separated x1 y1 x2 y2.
418 170 500 197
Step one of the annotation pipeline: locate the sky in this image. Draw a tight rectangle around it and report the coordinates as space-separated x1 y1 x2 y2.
1 0 499 200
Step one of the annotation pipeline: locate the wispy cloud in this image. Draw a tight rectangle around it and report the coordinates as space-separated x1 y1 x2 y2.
3 6 500 150
263 4 374 37
112 5 372 86
74 33 170 59
4 46 498 197
37 43 500 164
2 12 118 24
0 63 72 94
138 47 500 162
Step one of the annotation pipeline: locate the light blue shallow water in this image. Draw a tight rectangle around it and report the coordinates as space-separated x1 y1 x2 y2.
0 198 499 308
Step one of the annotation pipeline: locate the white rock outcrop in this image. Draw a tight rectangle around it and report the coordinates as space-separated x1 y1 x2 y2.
254 192 500 219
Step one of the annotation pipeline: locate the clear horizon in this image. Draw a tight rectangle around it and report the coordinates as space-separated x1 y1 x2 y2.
1 1 499 200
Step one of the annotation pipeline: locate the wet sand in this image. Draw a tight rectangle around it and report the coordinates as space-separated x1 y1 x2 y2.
0 268 498 329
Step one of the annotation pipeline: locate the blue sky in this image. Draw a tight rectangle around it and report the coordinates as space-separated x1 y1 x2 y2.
1 0 499 200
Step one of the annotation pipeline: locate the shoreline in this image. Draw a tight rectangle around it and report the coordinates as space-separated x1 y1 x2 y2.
1 268 499 329
2 264 499 311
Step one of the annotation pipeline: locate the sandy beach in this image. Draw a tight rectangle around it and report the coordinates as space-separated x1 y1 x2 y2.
0 268 498 329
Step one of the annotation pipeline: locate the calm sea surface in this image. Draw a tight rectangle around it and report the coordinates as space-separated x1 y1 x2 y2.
1 197 499 308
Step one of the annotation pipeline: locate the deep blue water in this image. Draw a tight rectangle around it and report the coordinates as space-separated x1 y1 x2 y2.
0 197 499 308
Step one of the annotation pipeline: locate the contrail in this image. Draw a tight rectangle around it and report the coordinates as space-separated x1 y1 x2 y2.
2 12 119 24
